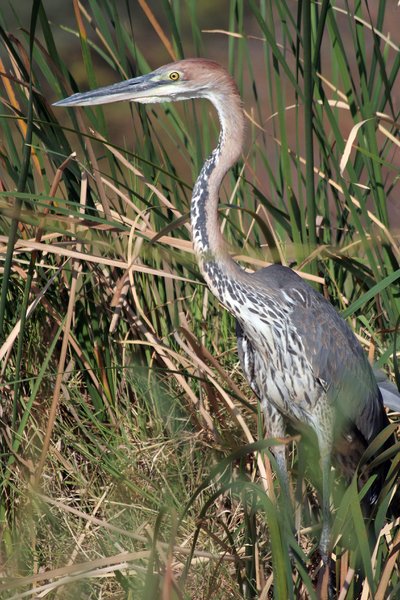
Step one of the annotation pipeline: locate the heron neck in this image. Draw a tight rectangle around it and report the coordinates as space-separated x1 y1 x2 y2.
191 90 245 296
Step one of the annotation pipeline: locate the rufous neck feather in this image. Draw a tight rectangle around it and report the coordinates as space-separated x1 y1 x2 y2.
190 69 245 286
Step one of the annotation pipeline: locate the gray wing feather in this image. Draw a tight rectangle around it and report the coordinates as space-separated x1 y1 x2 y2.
374 369 400 412
251 265 388 443
291 289 387 442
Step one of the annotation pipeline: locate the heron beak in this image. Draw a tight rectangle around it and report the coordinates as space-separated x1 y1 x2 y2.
53 72 161 107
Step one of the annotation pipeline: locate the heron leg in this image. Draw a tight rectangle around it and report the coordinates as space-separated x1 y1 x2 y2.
316 440 337 600
319 448 331 562
314 417 334 564
262 400 299 567
262 400 289 495
307 393 334 564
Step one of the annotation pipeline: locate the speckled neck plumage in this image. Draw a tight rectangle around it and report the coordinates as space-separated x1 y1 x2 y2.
190 82 246 300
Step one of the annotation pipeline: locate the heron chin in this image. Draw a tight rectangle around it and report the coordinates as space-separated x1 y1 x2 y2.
54 58 397 564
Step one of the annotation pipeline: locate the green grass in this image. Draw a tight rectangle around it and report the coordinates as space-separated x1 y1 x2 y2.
0 1 399 598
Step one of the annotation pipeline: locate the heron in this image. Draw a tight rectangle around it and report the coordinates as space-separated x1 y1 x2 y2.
54 59 397 562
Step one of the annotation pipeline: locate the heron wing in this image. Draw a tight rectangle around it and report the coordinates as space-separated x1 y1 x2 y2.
251 265 387 443
287 279 388 442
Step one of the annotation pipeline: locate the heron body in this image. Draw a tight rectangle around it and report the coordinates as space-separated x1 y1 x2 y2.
54 59 393 559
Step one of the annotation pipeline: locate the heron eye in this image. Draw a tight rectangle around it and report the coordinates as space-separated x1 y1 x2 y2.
169 71 180 81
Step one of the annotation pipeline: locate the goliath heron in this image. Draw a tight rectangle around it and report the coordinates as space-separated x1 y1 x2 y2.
54 59 397 561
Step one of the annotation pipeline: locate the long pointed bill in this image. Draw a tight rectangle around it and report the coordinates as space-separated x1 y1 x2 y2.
53 72 168 107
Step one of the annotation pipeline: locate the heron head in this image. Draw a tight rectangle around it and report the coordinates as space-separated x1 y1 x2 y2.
53 59 236 108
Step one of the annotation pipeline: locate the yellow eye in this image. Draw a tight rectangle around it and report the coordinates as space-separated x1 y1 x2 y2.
169 71 180 81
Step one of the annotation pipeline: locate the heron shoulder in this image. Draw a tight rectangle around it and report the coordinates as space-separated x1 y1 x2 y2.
250 264 303 289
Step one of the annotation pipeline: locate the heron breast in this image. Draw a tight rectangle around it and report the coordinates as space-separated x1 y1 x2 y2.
239 311 321 421
202 265 322 419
